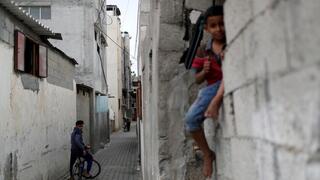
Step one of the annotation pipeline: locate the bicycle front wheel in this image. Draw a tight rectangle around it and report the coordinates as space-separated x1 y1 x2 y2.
88 159 101 179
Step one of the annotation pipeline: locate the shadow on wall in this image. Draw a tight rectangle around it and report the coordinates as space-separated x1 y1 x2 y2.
4 152 18 180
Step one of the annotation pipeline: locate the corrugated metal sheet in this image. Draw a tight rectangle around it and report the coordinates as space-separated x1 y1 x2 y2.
0 0 62 39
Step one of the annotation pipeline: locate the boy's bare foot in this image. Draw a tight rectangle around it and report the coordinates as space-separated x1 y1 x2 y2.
203 150 216 178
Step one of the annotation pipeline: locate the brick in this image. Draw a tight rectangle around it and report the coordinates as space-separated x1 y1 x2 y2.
268 65 320 150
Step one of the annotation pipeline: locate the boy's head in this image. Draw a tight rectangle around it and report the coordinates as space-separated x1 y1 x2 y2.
76 120 84 129
204 6 225 41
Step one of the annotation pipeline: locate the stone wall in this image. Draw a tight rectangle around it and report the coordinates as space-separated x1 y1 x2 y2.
138 0 320 179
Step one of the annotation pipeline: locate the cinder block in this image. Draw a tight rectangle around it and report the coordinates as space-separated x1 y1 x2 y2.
285 0 320 69
268 65 320 150
306 160 320 180
233 84 256 137
243 6 289 81
224 0 253 43
276 148 308 180
140 0 151 12
223 34 247 94
140 12 150 26
230 138 275 180
160 0 183 24
159 23 185 52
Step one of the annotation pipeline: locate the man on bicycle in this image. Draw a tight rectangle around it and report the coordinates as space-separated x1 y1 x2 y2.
69 120 93 179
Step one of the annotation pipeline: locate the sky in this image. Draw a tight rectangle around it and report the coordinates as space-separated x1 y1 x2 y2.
107 0 139 73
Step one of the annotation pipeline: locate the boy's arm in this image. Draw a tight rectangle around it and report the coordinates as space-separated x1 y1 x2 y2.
205 81 224 119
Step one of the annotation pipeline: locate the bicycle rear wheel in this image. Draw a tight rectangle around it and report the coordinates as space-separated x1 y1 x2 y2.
72 161 83 180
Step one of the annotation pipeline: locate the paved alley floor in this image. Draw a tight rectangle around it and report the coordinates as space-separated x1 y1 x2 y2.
93 123 142 180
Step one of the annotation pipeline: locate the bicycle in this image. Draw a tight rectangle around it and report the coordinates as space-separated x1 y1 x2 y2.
72 152 101 180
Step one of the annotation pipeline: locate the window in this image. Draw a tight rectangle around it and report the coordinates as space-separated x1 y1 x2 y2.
22 6 51 20
14 30 48 78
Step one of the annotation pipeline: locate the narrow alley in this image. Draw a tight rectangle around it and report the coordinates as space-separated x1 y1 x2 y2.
94 123 141 180
1 0 320 179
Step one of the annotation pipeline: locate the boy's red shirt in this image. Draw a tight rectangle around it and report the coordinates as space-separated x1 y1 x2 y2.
192 57 223 85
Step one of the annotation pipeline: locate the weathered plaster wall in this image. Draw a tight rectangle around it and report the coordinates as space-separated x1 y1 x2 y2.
0 4 78 179
0 41 76 180
76 88 92 144
138 0 194 179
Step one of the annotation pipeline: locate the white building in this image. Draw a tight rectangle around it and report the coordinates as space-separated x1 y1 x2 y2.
0 1 77 179
106 5 123 131
14 0 110 151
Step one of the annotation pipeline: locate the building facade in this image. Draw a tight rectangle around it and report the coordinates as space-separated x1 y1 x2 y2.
121 31 133 125
14 0 110 151
137 0 320 179
106 5 124 131
0 1 77 179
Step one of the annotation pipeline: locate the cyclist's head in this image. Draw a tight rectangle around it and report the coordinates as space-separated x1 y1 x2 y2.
76 120 84 129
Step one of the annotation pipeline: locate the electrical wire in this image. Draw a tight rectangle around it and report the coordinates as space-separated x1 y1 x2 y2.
95 26 136 60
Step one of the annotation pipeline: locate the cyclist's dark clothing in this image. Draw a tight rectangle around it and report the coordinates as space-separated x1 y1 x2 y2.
71 127 85 153
69 127 93 177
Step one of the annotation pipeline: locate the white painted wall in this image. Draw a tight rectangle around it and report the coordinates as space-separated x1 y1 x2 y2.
0 42 76 180
106 14 123 130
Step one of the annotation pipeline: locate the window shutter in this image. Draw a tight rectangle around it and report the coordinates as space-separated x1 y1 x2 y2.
14 31 25 71
38 45 48 78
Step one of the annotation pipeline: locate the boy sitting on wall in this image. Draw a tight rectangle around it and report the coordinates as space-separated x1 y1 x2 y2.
185 5 226 178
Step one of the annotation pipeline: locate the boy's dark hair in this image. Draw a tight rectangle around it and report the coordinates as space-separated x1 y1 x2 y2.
204 5 224 23
76 120 84 126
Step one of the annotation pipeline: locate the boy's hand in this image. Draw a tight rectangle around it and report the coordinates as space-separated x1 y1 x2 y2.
205 101 220 119
202 60 210 74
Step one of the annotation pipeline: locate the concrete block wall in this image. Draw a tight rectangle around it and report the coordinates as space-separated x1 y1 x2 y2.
205 0 320 180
